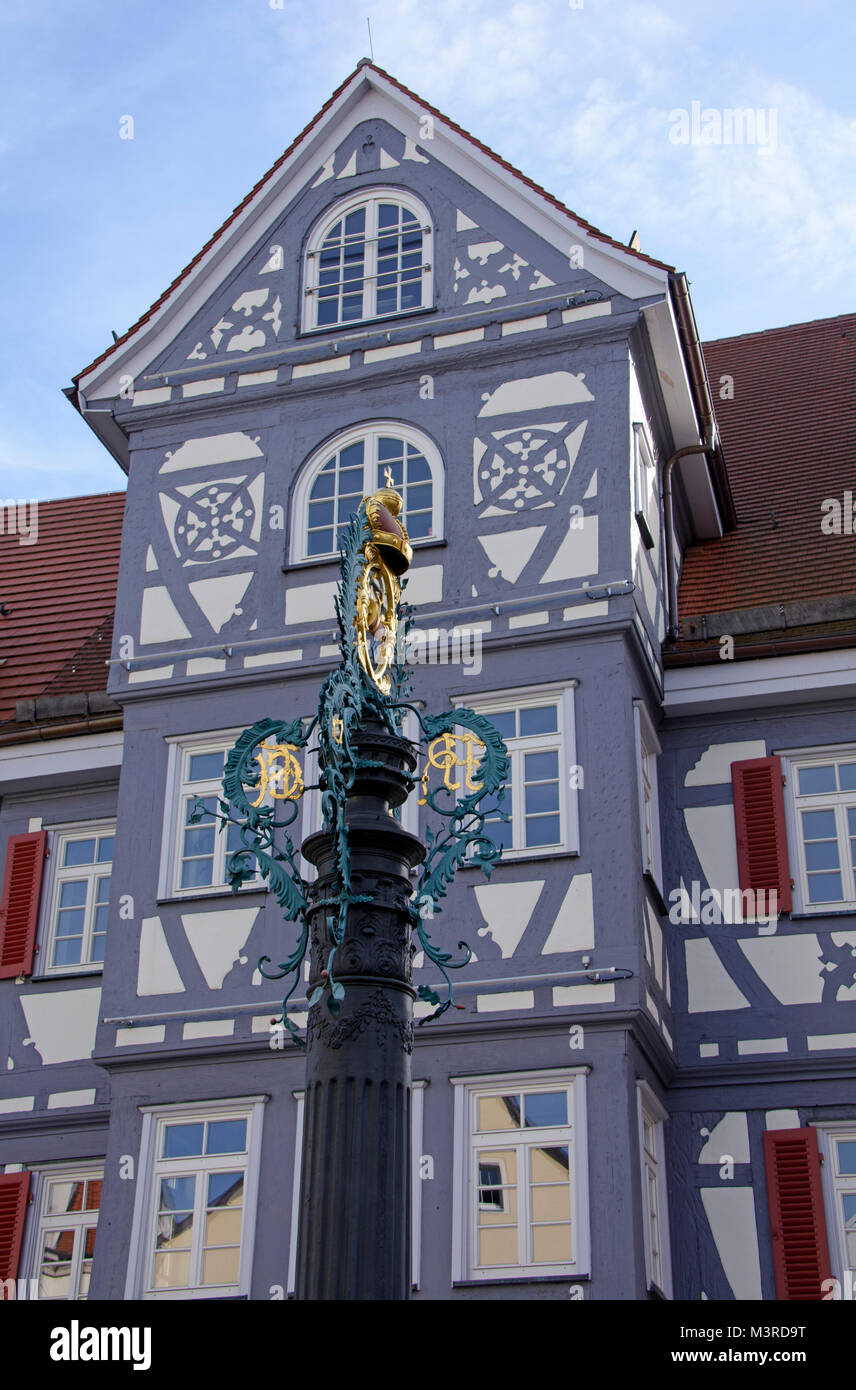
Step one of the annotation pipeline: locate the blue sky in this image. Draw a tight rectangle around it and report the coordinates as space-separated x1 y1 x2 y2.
1 0 853 500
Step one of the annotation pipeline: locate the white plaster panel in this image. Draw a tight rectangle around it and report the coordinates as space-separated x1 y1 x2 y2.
128 665 173 684
237 369 278 387
476 990 535 1012
243 649 302 668
160 432 263 473
685 741 767 786
561 302 611 324
502 315 548 336
434 327 484 348
474 880 543 959
187 658 227 675
145 546 158 572
0 1097 34 1113
286 580 337 625
542 874 594 954
188 573 253 632
685 939 750 1013
378 147 399 169
182 377 225 398
766 1110 800 1130
139 587 191 645
737 1038 788 1055
28 817 42 831
47 1089 96 1109
508 610 549 630
336 151 357 178
553 982 615 1005
563 601 608 621
182 1020 235 1040
478 527 545 583
807 1032 856 1050
699 1042 719 1057
539 515 598 584
478 371 593 416
684 806 740 896
137 916 185 997
646 901 664 986
645 990 659 1022
319 643 339 658
406 565 443 604
661 1022 673 1050
20 988 101 1065
364 341 422 363
292 356 350 378
699 1113 750 1163
738 936 824 1005
181 907 259 990
133 386 171 406
116 1025 165 1046
700 1188 762 1300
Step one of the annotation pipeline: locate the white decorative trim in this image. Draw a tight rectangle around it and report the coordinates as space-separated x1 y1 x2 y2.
0 731 124 791
664 649 856 715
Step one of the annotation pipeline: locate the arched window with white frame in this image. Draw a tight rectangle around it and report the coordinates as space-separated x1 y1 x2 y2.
302 189 433 332
291 422 444 562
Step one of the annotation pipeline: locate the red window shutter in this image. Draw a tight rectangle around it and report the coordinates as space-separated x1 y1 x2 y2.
763 1128 832 1300
0 831 47 979
731 757 792 913
0 1172 31 1291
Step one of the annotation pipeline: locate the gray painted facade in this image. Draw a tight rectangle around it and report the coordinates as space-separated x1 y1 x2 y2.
1 66 853 1302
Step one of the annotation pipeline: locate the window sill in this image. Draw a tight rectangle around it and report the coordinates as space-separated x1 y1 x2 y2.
28 968 104 984
283 537 447 575
157 885 268 906
453 1272 590 1287
298 303 437 339
459 848 579 870
789 905 856 918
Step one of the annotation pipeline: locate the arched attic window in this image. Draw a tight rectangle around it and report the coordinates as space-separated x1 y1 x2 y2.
302 189 433 332
291 422 444 562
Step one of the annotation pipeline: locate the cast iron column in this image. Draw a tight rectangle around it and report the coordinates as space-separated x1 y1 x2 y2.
295 718 425 1300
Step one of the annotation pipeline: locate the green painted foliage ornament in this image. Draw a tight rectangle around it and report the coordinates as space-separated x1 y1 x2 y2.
194 485 509 1048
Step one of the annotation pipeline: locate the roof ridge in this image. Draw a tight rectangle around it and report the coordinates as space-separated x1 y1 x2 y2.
704 311 856 347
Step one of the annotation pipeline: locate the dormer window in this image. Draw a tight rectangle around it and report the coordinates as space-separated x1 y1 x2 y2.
302 190 432 332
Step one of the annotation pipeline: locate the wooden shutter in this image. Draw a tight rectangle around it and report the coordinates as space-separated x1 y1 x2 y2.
0 1172 31 1292
0 831 47 979
764 1128 832 1299
731 757 792 913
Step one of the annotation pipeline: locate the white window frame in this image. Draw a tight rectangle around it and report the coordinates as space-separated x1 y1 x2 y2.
780 743 856 914
636 1081 673 1297
453 682 579 861
302 187 433 333
634 701 663 892
159 731 277 899
814 1124 856 1296
451 1068 590 1283
289 420 445 565
287 1080 426 1293
632 421 657 550
125 1096 266 1301
21 1162 104 1300
37 819 116 976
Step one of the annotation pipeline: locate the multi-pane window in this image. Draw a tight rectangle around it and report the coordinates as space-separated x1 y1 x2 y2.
136 1104 263 1298
304 192 431 331
33 1169 103 1299
786 750 856 910
637 1084 672 1296
295 423 442 563
44 824 114 973
166 741 264 896
453 1072 589 1281
819 1128 856 1290
464 686 578 858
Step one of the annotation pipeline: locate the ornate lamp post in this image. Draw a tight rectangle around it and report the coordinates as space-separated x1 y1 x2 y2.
198 479 508 1299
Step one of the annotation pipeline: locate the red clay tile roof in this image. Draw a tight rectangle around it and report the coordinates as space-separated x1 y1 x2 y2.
678 313 856 624
74 61 671 386
0 494 125 723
